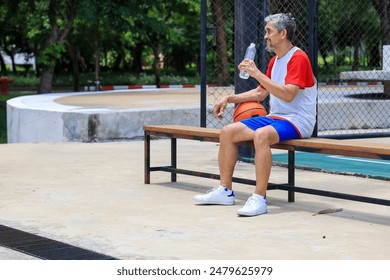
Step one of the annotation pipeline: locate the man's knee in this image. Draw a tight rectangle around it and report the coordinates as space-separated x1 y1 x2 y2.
220 123 236 141
253 127 278 146
253 129 268 146
220 123 253 143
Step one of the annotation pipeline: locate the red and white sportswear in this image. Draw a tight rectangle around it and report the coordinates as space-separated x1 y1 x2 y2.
263 46 317 138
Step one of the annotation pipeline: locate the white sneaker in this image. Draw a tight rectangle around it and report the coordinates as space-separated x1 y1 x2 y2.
193 186 235 205
237 194 267 216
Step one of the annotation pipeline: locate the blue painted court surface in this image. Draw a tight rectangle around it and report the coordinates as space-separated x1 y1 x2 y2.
272 152 390 180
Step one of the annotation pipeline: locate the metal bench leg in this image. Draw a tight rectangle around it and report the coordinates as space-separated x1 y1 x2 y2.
288 150 295 202
171 138 177 182
144 132 151 184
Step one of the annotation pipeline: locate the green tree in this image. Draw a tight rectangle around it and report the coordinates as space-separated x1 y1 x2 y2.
371 0 390 45
25 0 76 93
318 0 381 74
68 0 201 88
1 0 202 91
67 0 137 90
127 0 201 86
0 0 34 75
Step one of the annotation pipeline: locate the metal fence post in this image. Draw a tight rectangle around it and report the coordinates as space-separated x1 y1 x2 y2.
308 0 319 137
200 0 207 128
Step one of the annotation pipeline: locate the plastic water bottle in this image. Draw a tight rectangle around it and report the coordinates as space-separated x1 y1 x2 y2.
239 43 256 79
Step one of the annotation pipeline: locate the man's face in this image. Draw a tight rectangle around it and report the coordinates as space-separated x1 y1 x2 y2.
264 21 282 53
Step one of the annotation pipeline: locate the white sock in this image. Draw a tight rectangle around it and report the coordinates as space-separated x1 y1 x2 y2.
220 185 233 193
253 193 266 201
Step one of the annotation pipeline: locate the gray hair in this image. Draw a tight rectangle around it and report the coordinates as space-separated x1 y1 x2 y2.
265 13 296 41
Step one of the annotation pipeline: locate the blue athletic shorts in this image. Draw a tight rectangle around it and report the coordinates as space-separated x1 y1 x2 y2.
240 116 300 142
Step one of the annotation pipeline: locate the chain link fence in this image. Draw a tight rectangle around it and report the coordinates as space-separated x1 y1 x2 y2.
203 0 235 129
317 0 390 138
202 0 390 138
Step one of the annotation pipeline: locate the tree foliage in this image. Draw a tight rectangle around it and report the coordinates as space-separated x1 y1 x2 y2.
0 0 388 91
0 0 202 91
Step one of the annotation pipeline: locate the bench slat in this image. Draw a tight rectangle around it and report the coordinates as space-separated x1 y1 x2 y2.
278 138 390 157
144 125 220 138
144 125 390 158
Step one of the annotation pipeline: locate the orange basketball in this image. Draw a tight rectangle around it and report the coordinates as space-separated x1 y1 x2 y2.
233 101 267 122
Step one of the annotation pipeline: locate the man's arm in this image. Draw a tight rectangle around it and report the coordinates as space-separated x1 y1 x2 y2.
239 59 299 103
214 87 269 120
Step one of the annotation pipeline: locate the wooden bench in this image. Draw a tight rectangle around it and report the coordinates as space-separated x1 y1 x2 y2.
144 124 390 206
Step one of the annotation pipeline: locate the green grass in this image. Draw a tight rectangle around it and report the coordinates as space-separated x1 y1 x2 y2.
0 94 11 143
5 71 201 88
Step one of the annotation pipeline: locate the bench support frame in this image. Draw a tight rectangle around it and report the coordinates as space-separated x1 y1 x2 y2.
144 129 390 207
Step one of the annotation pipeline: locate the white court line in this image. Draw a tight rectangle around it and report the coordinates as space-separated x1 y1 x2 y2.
328 155 390 165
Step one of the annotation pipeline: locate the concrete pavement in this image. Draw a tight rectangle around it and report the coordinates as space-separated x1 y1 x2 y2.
0 138 389 260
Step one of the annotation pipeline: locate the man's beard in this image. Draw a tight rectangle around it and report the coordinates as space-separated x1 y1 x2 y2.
265 44 275 53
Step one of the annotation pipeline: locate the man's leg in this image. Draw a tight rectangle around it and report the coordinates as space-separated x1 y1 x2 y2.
253 126 280 196
236 126 279 216
218 122 256 189
193 122 255 205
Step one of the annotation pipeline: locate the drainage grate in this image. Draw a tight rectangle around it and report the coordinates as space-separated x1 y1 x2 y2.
0 225 118 260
